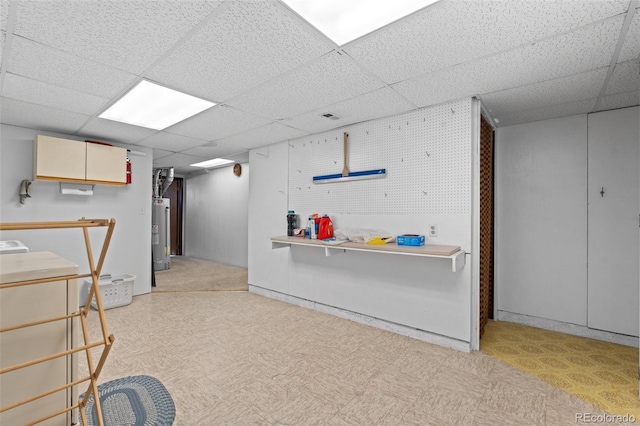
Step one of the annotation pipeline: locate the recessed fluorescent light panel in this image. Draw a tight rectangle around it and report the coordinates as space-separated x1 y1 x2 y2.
190 158 234 168
282 0 440 46
99 80 215 130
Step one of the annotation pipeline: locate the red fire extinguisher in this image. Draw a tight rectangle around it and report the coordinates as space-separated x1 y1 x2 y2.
126 157 132 184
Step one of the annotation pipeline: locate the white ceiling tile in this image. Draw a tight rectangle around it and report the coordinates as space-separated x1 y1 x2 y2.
137 132 207 152
152 149 174 160
281 114 343 135
13 1 223 74
215 122 308 150
482 68 608 117
495 98 596 127
0 97 91 134
393 17 623 108
147 1 333 102
227 52 384 120
7 37 137 98
344 0 628 84
174 165 203 174
80 118 157 145
164 105 271 141
619 12 640 62
2 73 109 115
180 143 246 159
0 1 8 32
606 60 640 94
284 87 416 133
224 151 249 164
154 152 207 168
598 91 640 111
0 31 5 62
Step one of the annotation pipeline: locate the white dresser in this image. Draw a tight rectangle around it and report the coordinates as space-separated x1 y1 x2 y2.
0 251 79 425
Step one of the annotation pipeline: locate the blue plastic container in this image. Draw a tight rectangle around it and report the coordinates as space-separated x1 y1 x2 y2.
397 234 425 246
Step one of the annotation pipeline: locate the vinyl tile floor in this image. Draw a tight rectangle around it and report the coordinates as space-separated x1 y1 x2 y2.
80 292 635 425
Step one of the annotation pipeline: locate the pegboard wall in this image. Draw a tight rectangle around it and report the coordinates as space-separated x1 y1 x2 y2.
288 98 472 215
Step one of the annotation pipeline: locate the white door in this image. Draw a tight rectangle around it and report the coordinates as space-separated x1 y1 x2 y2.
587 106 639 337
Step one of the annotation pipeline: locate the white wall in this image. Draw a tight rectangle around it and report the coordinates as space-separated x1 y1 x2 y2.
248 143 290 292
184 163 249 267
495 115 589 325
0 124 153 297
496 108 640 339
249 99 477 347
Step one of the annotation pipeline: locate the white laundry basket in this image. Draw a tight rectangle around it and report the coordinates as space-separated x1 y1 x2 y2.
85 274 135 310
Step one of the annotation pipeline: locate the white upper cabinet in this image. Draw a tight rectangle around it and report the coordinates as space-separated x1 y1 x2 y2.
34 135 86 181
34 135 126 185
86 142 126 184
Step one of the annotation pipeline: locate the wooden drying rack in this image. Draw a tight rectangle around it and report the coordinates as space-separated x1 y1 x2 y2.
0 218 116 426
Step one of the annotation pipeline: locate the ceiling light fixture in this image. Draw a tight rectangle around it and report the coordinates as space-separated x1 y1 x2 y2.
282 0 440 46
99 80 216 130
190 158 234 168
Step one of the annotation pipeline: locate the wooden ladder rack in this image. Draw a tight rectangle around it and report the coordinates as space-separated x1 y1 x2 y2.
0 218 116 426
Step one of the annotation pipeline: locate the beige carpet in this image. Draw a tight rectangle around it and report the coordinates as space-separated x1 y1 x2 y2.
81 292 617 426
152 256 248 292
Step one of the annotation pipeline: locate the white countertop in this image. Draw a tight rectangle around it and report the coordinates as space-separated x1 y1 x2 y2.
0 251 78 284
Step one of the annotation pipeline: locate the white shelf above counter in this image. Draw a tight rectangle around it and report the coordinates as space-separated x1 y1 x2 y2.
270 236 466 272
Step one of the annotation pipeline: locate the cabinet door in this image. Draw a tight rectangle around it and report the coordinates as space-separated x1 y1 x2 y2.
34 135 86 181
587 107 639 336
0 280 71 425
86 143 126 184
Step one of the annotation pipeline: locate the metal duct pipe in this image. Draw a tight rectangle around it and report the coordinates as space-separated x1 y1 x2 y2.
153 169 162 198
161 167 174 196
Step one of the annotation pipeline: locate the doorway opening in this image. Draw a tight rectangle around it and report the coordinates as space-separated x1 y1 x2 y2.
479 115 494 339
164 177 184 256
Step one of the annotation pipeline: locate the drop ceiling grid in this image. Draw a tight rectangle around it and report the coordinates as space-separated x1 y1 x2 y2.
288 99 472 216
618 12 640 61
496 98 597 127
392 16 625 109
0 97 91 134
599 91 640 110
136 132 208 152
226 52 384 120
344 0 628 84
147 0 333 103
6 37 138 99
80 118 157 145
214 122 308 150
283 87 416 134
2 73 109 115
481 68 609 118
13 0 223 74
180 143 246 159
606 60 640 94
154 152 205 168
165 106 272 142
153 149 174 160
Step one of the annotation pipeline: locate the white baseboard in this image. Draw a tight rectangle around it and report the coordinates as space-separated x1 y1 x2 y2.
496 310 638 348
249 284 471 353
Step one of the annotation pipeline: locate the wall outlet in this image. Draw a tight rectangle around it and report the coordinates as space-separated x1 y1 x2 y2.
428 224 438 237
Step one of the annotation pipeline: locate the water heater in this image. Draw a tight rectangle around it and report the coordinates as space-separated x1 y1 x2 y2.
152 197 170 271
152 168 174 271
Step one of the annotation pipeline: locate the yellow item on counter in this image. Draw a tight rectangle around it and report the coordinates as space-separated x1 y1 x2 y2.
366 236 391 245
